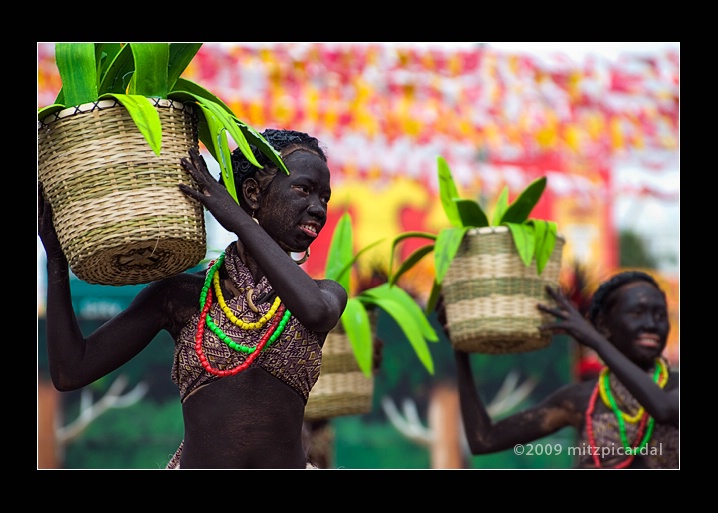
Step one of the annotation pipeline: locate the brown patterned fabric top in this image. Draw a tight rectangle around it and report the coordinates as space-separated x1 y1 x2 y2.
171 243 323 402
578 370 678 469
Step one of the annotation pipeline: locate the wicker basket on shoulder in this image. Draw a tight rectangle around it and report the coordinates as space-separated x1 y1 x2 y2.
38 98 206 286
442 226 564 354
304 322 374 421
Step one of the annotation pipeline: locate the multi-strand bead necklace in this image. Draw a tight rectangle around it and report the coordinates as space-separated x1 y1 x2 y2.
194 252 292 377
585 357 669 468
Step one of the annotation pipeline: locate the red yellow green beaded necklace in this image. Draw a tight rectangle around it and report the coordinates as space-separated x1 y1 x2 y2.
599 358 669 422
585 358 668 468
194 252 292 377
212 261 282 329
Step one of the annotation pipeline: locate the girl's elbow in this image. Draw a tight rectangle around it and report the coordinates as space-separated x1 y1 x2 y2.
299 299 345 332
467 439 494 455
50 369 86 392
52 377 78 393
652 406 679 426
303 310 342 333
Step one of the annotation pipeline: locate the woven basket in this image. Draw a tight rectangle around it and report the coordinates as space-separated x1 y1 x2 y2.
304 323 374 421
442 226 564 354
38 98 206 286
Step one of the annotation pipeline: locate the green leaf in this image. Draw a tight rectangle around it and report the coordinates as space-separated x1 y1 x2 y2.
200 97 259 168
95 43 121 83
424 280 442 316
171 77 234 113
217 128 232 195
367 284 438 342
194 102 237 202
170 88 261 170
233 119 289 175
434 226 470 285
389 243 434 287
341 298 373 377
171 79 289 175
101 93 162 156
324 212 354 291
492 186 509 226
195 108 216 160
128 43 169 98
454 198 489 228
388 230 437 278
172 93 240 197
53 88 65 106
55 43 97 107
98 43 134 95
530 219 558 275
358 289 434 374
437 156 463 227
38 104 66 121
501 176 547 224
167 43 202 90
531 218 547 268
506 222 535 268
230 118 282 172
333 238 385 287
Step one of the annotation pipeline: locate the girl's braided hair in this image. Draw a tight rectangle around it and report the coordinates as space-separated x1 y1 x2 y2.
221 129 327 194
587 270 664 325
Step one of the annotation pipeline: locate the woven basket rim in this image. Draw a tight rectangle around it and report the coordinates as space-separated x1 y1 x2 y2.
468 225 565 241
38 97 193 128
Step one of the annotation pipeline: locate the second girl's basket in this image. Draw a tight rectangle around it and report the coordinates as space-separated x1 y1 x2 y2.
441 226 564 354
38 98 206 286
304 323 374 421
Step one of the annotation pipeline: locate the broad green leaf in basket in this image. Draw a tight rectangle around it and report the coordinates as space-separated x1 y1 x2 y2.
170 88 262 174
500 176 547 225
202 99 257 170
454 197 489 228
97 43 134 95
325 213 436 375
333 238 385 292
55 43 97 107
366 284 438 343
359 288 435 375
530 219 558 275
231 118 289 176
424 280 442 316
167 43 202 90
193 101 237 202
341 297 373 377
101 93 163 156
437 156 463 228
324 212 354 292
128 43 169 98
388 242 434 287
37 104 66 121
388 230 436 284
506 222 536 268
434 226 470 286
491 186 509 226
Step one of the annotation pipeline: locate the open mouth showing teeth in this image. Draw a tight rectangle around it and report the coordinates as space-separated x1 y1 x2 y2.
300 223 319 237
637 335 660 349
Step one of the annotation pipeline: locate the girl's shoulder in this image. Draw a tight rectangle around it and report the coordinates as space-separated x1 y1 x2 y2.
544 378 597 411
141 269 205 296
667 369 679 390
137 270 207 337
131 270 205 315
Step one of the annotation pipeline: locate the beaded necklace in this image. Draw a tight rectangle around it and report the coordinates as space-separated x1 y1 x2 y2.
194 252 292 376
598 358 668 423
212 263 282 329
585 358 668 468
